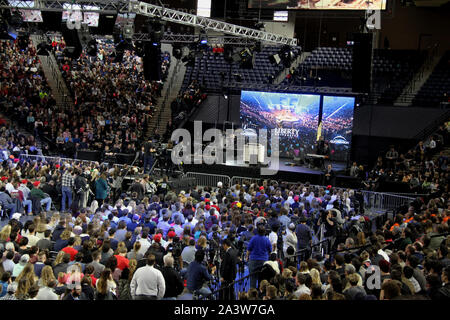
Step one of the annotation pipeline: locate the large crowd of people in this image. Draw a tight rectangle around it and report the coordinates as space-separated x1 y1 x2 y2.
0 33 449 302
0 142 448 300
4 35 170 159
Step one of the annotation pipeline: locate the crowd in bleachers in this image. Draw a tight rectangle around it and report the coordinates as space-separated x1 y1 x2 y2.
170 80 207 130
352 121 449 194
0 38 52 157
3 35 170 159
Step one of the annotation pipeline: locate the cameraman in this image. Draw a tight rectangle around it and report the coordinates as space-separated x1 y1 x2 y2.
186 249 216 297
219 239 238 300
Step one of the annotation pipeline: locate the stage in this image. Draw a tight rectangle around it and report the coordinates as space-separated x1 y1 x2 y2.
182 157 360 188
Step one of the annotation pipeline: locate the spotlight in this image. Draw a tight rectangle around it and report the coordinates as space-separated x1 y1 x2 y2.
123 22 134 40
198 29 208 50
254 22 265 30
239 47 254 69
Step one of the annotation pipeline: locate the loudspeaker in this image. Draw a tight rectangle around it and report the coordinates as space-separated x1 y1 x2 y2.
143 43 162 81
60 22 82 59
41 11 62 31
352 33 373 93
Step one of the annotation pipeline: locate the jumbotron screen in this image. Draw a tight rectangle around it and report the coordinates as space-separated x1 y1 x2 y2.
248 0 387 10
321 95 355 162
240 90 320 158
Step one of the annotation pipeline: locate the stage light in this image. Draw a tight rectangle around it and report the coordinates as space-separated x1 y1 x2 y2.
146 17 165 45
254 22 265 30
198 29 208 50
239 47 254 69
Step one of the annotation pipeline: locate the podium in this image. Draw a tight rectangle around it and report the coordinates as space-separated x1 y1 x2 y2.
244 143 265 164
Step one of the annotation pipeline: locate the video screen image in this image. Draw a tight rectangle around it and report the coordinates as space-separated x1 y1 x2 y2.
321 95 355 161
240 90 320 158
18 10 43 23
248 0 387 10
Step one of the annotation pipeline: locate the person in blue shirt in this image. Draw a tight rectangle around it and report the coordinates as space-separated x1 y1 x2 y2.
246 224 272 289
171 207 185 225
127 214 140 233
172 218 184 237
142 214 157 235
183 215 195 232
157 214 172 237
118 208 131 222
107 228 119 251
0 272 11 298
186 250 215 297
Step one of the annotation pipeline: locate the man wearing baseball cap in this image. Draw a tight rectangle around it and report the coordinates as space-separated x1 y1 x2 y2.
29 180 52 213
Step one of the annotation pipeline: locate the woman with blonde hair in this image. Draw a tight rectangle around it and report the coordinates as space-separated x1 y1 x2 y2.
35 220 48 239
128 259 137 281
309 268 322 286
196 236 208 251
357 232 366 246
15 278 31 300
126 241 143 261
38 265 56 287
48 213 60 231
52 251 66 267
0 224 12 242
16 263 38 286
299 261 310 274
54 229 71 251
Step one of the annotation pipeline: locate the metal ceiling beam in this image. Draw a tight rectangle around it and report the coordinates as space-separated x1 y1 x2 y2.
2 0 299 47
131 1 298 46
0 0 130 14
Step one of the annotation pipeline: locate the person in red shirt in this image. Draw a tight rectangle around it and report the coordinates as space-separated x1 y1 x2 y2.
114 247 129 271
62 237 79 261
